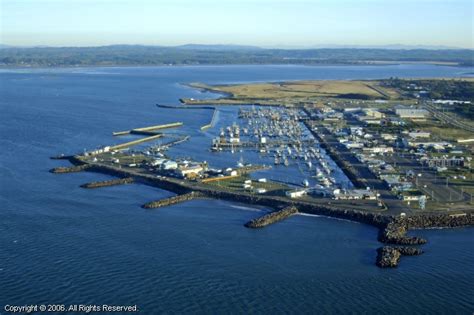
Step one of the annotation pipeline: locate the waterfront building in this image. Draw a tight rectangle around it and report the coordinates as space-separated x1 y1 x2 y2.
395 107 429 119
162 160 178 170
285 189 306 198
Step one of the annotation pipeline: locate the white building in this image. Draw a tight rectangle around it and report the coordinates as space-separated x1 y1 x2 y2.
364 108 385 118
285 189 306 198
150 158 167 167
176 165 203 178
395 107 429 119
162 160 178 170
333 189 377 200
408 131 431 139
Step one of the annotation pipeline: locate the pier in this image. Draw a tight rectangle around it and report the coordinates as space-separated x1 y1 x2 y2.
113 122 183 136
142 191 204 209
213 139 315 150
156 104 216 110
200 108 218 131
109 134 164 150
80 177 134 189
245 205 298 228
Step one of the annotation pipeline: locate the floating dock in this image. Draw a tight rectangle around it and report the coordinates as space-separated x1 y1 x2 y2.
80 177 134 189
113 122 183 136
142 191 203 209
245 205 298 228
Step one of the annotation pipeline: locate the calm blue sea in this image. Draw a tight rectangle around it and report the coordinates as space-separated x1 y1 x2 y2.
0 65 473 314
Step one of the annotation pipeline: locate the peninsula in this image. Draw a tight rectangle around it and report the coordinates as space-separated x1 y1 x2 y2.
51 78 474 268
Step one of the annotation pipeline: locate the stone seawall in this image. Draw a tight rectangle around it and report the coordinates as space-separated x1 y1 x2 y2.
245 206 298 228
60 156 474 268
406 213 474 229
80 177 134 189
142 192 204 209
379 213 474 245
378 219 427 245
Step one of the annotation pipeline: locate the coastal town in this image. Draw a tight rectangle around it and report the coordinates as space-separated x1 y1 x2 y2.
51 78 474 268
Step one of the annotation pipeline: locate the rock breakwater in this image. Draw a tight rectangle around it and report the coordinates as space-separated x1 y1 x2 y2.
142 192 204 209
50 164 91 173
245 206 298 228
376 246 424 268
80 177 134 189
378 219 427 245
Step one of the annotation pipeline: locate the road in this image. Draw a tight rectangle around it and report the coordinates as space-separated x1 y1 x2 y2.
384 153 471 204
423 102 474 133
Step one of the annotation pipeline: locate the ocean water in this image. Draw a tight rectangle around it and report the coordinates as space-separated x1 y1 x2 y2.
0 65 473 314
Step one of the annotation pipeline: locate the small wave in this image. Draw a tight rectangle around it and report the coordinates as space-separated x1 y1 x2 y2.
297 213 322 218
297 213 360 224
229 205 264 212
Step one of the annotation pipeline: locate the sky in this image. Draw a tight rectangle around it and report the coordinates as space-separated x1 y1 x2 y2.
1 0 473 48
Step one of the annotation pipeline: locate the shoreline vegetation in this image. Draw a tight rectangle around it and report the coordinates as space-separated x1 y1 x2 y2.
1 45 473 67
181 78 474 105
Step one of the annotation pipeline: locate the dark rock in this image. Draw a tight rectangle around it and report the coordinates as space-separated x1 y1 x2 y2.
80 177 133 188
142 191 204 209
376 246 401 268
245 206 298 228
396 246 424 256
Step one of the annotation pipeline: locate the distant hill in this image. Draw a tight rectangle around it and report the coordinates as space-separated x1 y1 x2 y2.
0 45 472 67
176 44 262 51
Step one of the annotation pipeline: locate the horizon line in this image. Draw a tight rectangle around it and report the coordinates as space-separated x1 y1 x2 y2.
1 43 473 50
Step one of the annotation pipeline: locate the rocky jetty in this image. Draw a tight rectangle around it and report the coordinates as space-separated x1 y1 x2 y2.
80 177 134 189
142 191 204 209
378 219 427 245
397 246 424 256
376 246 424 268
50 154 72 160
245 206 298 228
49 164 91 173
406 213 474 229
376 246 401 268
53 156 474 268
